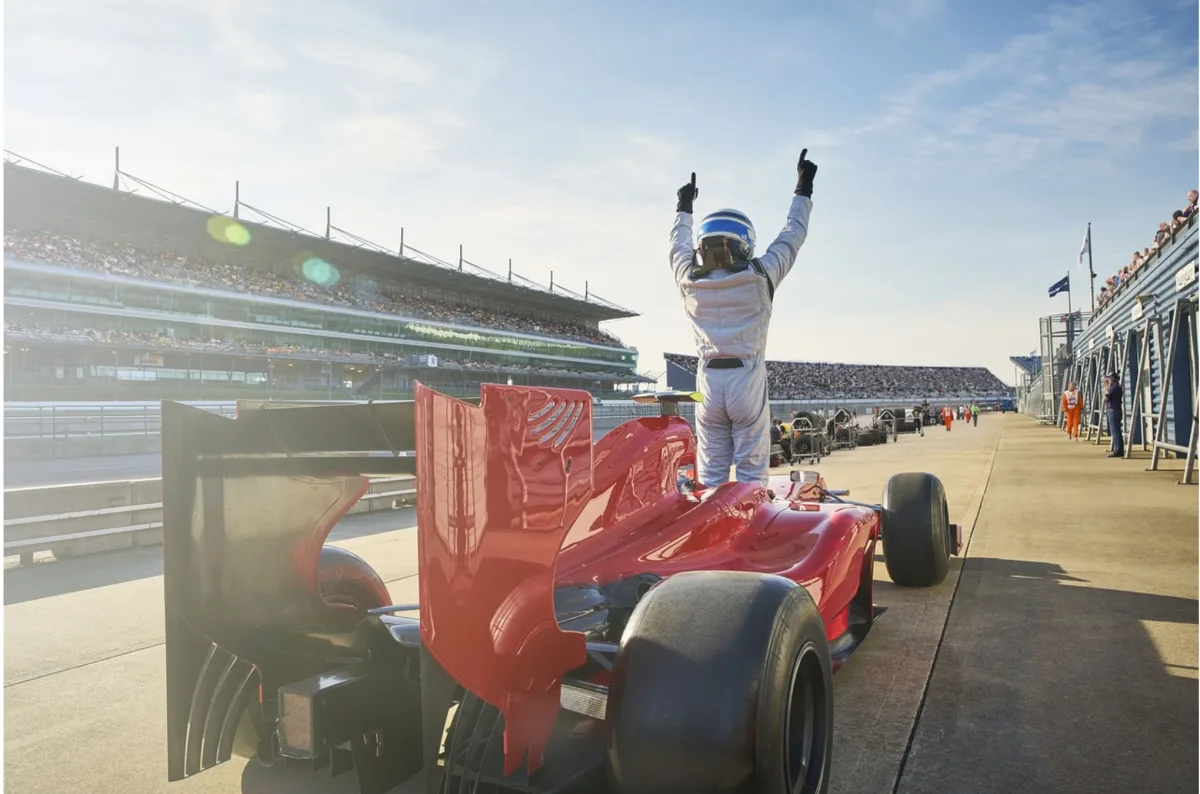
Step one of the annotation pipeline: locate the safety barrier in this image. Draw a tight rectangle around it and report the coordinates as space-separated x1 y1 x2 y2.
3 401 237 440
2 475 416 566
4 395 1015 442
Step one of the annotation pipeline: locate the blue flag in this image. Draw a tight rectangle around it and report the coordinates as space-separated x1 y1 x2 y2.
1048 274 1069 298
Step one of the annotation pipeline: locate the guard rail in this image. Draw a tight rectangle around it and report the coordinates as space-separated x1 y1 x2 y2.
3 474 416 566
5 396 1016 441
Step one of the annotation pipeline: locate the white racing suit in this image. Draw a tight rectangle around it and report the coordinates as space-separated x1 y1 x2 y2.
670 195 812 488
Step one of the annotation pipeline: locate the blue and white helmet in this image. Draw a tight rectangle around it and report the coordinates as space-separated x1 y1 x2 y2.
695 208 756 273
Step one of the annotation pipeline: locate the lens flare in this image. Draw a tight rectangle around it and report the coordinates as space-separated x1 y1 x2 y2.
297 254 340 286
206 216 251 246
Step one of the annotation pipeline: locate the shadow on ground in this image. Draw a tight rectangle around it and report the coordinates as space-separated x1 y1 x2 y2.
899 557 1198 794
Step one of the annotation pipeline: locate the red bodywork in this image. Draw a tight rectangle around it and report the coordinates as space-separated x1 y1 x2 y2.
415 384 879 776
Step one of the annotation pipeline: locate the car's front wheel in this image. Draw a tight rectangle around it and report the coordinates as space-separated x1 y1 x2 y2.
880 473 952 587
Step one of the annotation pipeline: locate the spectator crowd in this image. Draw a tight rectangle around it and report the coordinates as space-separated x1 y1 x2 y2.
665 353 1009 400
1095 190 1197 315
3 228 626 348
3 322 643 383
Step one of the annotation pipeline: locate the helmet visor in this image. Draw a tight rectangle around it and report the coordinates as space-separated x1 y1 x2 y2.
697 236 738 272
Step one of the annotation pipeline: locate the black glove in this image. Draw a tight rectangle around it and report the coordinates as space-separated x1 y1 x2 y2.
795 149 817 197
677 172 698 214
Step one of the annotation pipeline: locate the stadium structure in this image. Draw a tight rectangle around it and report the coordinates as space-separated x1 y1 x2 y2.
1015 201 1197 478
664 353 1014 407
2 156 652 402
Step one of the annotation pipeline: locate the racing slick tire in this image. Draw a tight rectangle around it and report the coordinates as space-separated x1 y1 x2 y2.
232 546 390 767
317 545 391 629
880 473 952 587
606 571 833 794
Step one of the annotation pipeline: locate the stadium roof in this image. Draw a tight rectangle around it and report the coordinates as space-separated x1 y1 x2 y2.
2 157 638 323
1009 355 1042 376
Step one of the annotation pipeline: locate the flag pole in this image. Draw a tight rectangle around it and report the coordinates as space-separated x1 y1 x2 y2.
1086 222 1095 315
1066 272 1073 357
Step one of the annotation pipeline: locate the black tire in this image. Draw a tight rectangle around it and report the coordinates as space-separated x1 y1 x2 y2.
318 545 390 629
607 571 832 794
880 473 952 587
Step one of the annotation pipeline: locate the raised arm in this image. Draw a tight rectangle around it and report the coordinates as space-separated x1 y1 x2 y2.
756 150 818 289
670 173 699 284
755 195 812 288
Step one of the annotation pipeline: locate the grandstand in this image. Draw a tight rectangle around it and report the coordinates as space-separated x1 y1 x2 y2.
664 353 1012 402
2 159 652 401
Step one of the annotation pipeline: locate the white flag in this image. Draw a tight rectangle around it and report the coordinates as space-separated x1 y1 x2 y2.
1077 226 1090 269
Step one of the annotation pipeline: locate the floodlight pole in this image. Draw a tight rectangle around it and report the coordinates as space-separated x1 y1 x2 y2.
399 228 405 256
234 181 240 219
325 207 331 240
112 146 120 190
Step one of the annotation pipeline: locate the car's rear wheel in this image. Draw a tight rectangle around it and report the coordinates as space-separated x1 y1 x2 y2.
318 544 391 628
606 571 832 794
238 545 391 766
880 473 952 587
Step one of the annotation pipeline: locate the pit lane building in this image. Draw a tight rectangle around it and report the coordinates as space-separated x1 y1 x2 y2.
1019 209 1198 480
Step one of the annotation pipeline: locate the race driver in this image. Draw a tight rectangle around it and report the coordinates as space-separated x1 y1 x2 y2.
670 150 817 488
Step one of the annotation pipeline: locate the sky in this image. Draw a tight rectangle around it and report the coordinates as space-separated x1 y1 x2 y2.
4 0 1198 386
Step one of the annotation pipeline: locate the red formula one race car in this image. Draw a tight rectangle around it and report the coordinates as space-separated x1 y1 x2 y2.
161 387 962 794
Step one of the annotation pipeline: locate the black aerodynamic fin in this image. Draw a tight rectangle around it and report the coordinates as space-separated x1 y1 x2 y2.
162 399 426 781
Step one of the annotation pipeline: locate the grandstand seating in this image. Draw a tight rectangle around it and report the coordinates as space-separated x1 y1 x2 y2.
1093 190 1197 319
3 228 625 348
2 161 647 401
665 353 1010 400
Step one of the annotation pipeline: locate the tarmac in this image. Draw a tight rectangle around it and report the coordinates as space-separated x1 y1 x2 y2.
897 420 1198 794
2 413 1196 793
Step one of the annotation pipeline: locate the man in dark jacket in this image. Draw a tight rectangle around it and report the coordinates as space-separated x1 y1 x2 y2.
1104 371 1125 458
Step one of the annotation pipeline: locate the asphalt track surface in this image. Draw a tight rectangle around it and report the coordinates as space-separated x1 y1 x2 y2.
3 429 624 487
4 452 164 487
4 414 1196 793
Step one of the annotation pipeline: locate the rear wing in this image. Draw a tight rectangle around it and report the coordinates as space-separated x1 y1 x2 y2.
630 390 703 416
162 399 426 780
163 385 596 781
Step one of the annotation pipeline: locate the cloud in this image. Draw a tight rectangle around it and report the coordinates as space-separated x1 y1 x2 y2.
840 1 1198 172
3 0 493 214
200 0 289 71
295 40 437 87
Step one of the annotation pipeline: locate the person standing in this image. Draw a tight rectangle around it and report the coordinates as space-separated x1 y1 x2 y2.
972 403 979 426
942 405 953 431
1061 381 1082 440
1104 371 1125 457
669 150 817 488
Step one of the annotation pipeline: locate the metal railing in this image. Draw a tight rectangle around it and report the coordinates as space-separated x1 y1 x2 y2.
3 475 416 565
4 401 237 440
5 396 1016 441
